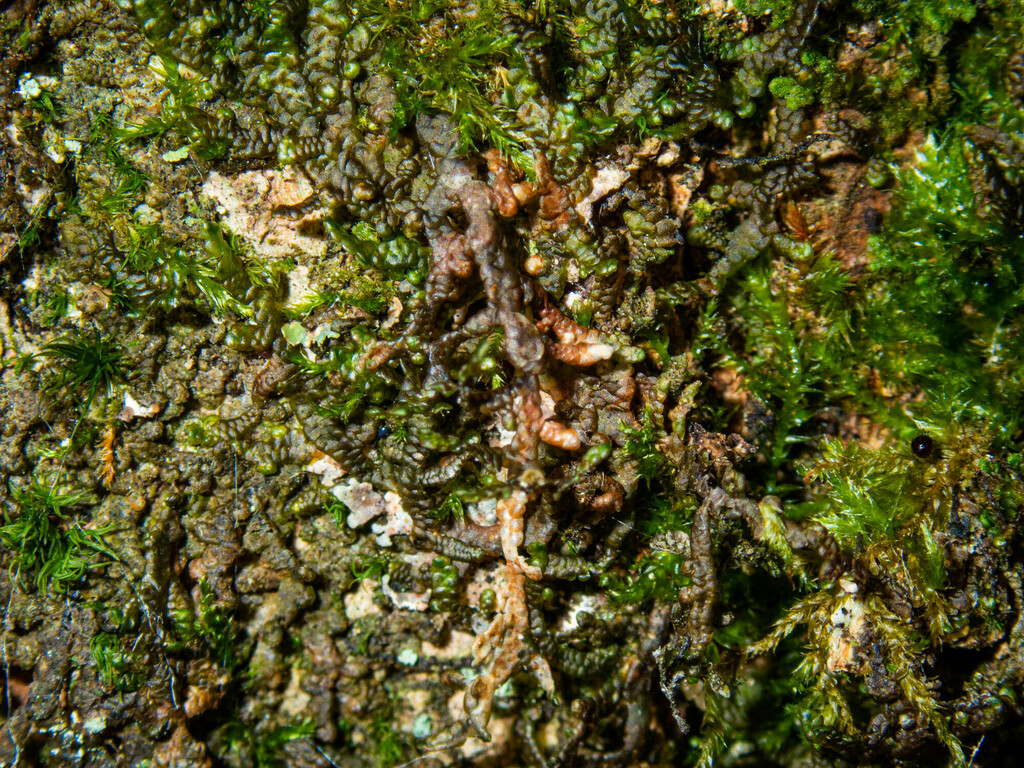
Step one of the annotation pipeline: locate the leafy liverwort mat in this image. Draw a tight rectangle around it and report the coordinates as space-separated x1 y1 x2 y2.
0 0 1022 765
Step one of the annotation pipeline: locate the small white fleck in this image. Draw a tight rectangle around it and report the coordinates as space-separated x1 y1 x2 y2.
16 75 42 99
83 716 107 734
161 145 190 163
412 714 432 739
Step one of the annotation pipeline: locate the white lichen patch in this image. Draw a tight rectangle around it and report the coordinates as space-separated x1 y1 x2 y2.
43 125 69 163
82 716 108 735
332 478 385 527
381 574 430 612
827 593 870 673
372 492 413 547
201 168 328 263
557 592 607 633
576 164 631 224
305 452 346 487
18 181 50 215
412 713 432 739
134 202 161 225
344 580 384 620
15 74 44 99
401 552 436 570
422 629 476 661
118 391 162 421
286 262 318 312
467 497 498 526
328 479 411 546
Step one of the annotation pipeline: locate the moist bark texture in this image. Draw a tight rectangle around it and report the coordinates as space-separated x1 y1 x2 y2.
1 0 1023 766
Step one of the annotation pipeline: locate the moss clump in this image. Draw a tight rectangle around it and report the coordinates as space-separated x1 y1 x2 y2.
860 133 1024 438
769 74 814 109
0 478 111 594
37 329 124 412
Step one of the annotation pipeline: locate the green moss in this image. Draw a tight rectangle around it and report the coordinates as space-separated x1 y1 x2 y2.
350 554 389 582
169 577 239 670
768 76 813 109
859 133 1024 439
37 329 124 413
619 408 668 484
0 478 112 594
810 437 949 554
24 89 63 125
223 718 317 768
371 714 406 767
708 257 855 478
735 0 797 27
124 55 230 158
604 551 691 606
91 629 146 692
39 287 70 325
428 492 465 525
370 0 529 163
854 0 977 36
